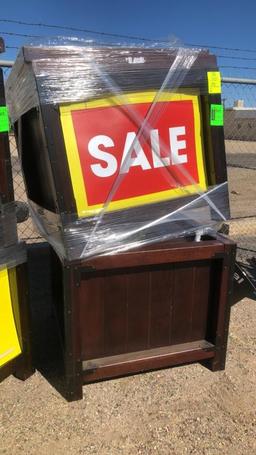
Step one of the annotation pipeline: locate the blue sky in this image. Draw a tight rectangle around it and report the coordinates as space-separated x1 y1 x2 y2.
0 0 256 79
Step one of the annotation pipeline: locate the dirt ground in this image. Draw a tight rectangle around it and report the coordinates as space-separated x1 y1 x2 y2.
0 296 255 455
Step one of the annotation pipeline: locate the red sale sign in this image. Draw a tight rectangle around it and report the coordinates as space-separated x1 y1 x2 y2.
60 92 207 217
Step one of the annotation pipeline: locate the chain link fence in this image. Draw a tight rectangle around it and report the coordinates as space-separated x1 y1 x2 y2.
9 133 42 242
1 65 256 267
222 78 256 268
2 66 43 242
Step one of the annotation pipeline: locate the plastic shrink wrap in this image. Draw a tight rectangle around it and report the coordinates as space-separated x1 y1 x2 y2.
6 39 229 260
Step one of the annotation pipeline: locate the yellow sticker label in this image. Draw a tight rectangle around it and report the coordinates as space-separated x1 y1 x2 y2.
207 71 221 94
0 268 22 367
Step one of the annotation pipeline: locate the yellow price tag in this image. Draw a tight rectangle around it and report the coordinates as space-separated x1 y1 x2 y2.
207 71 221 94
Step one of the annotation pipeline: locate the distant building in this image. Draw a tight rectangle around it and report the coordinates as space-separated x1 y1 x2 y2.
225 100 256 141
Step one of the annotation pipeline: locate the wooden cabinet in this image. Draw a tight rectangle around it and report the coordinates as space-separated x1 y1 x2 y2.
51 234 235 401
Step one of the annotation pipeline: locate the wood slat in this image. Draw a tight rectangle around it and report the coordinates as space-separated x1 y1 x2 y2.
82 340 215 382
83 241 224 271
170 265 196 344
103 274 127 356
79 275 105 360
126 271 150 352
149 268 174 348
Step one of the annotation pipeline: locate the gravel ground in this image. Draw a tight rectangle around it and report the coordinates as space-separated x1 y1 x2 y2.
0 295 255 455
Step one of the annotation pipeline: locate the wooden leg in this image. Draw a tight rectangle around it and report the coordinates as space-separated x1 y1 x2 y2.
14 262 35 380
63 264 83 401
203 244 236 372
14 350 35 381
64 369 83 402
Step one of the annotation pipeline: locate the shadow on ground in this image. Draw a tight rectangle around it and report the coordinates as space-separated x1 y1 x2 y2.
27 243 67 398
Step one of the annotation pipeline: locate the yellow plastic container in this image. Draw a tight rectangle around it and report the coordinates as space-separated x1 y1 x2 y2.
0 267 22 367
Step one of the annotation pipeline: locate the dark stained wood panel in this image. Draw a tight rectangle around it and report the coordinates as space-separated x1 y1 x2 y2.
149 267 174 348
102 274 127 356
190 261 211 341
170 265 196 344
80 260 214 362
126 270 151 352
79 275 105 360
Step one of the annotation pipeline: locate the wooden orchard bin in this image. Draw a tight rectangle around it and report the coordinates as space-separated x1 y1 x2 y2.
0 53 33 383
7 45 236 400
51 234 235 401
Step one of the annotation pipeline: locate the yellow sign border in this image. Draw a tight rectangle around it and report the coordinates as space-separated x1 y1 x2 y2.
60 91 207 218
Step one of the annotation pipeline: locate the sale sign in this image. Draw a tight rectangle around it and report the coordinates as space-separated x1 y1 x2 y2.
60 92 207 217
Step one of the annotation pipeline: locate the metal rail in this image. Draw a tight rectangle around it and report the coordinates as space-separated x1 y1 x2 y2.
0 60 14 67
222 76 256 85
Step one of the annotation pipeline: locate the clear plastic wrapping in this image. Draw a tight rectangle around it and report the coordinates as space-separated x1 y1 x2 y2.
5 51 39 125
6 39 217 122
29 182 228 261
6 38 229 261
0 241 27 271
0 201 18 248
0 201 26 269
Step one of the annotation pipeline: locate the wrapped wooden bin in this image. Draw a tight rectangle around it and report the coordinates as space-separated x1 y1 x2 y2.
7 40 236 400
